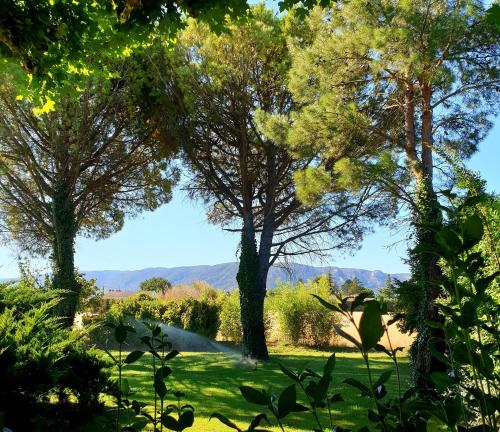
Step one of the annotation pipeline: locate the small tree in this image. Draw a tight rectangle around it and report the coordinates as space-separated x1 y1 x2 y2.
140 277 172 296
340 278 373 297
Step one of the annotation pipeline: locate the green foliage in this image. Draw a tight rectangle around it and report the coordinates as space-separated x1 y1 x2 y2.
109 291 221 339
339 277 374 298
267 276 341 347
163 297 220 339
413 195 500 431
218 290 243 342
0 299 111 430
140 277 172 295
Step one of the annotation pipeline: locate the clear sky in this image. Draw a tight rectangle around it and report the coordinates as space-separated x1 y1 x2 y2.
0 118 497 279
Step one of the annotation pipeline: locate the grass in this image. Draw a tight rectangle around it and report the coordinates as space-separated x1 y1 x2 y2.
81 346 411 432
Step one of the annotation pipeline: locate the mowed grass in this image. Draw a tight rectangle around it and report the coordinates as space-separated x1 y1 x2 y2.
84 347 411 432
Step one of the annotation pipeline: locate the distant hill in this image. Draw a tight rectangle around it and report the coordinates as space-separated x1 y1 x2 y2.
81 262 409 293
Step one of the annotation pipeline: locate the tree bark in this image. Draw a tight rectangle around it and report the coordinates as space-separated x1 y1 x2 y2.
236 219 269 360
412 81 446 394
51 181 79 327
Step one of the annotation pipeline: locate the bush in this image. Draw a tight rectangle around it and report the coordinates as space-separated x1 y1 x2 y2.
218 290 243 342
267 275 340 347
108 292 168 321
163 297 220 339
0 280 59 313
0 299 111 430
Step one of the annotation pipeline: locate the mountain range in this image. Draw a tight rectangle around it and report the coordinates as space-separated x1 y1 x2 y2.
80 262 410 293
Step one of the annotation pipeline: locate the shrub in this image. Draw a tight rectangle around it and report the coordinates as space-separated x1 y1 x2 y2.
267 275 340 347
218 290 243 342
163 297 220 339
0 300 111 430
108 292 168 321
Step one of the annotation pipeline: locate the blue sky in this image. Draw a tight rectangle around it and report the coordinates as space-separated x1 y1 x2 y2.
0 119 497 279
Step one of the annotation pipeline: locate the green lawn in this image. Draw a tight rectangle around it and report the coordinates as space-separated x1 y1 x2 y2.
83 347 411 432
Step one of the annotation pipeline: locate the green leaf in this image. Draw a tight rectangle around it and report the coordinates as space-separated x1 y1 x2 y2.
248 413 269 431
430 371 457 391
155 377 168 399
359 301 384 350
161 414 179 431
458 194 488 211
277 384 296 418
131 399 141 415
311 294 344 313
239 386 269 406
435 228 462 256
313 374 331 403
278 363 299 382
334 325 362 350
156 366 173 380
124 350 144 364
178 410 194 430
350 292 372 312
293 403 309 412
210 413 241 431
330 393 343 403
115 323 128 344
120 378 130 396
375 370 392 387
461 214 484 248
323 352 336 377
475 271 500 295
165 350 180 361
343 378 371 397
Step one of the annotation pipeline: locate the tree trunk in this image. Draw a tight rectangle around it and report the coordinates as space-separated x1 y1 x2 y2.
236 220 269 360
51 181 79 327
410 80 446 394
411 180 446 394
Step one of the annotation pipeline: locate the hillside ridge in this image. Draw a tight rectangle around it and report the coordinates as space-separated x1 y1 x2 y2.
79 262 409 292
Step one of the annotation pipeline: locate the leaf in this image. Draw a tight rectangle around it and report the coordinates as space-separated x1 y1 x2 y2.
165 350 180 361
239 386 269 406
277 384 296 418
156 366 173 380
401 386 418 402
278 363 299 382
210 413 241 431
161 414 179 431
461 214 484 248
359 301 384 350
120 378 130 396
131 399 141 415
429 346 451 366
386 313 404 327
475 272 500 295
312 374 331 403
430 371 457 391
178 410 194 430
248 413 268 431
374 370 392 387
334 325 362 350
323 352 336 377
458 194 488 211
330 393 343 403
343 378 371 397
435 228 462 256
125 350 145 364
350 292 372 312
115 323 128 344
155 377 168 399
311 294 344 313
293 403 309 412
